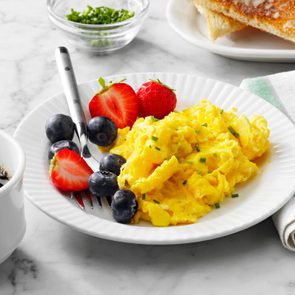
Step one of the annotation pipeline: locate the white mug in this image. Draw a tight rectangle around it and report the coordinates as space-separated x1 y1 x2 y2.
0 129 26 263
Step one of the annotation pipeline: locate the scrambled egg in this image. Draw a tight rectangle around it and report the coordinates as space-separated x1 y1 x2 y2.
106 100 270 226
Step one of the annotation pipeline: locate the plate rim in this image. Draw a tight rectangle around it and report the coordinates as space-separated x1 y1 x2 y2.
14 72 295 245
166 0 295 60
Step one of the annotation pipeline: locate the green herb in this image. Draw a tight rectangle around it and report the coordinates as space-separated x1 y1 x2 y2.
150 116 159 122
214 203 220 209
186 160 193 165
66 5 135 25
153 200 160 204
151 136 158 142
202 123 208 127
155 146 161 151
199 157 206 163
220 109 224 114
228 126 240 138
124 179 129 187
149 145 152 148
142 193 146 200
195 143 200 152
182 180 187 185
232 193 239 198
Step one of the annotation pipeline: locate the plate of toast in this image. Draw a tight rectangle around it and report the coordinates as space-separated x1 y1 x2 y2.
167 0 295 62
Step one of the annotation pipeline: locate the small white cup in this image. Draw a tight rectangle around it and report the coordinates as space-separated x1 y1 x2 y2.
0 130 26 263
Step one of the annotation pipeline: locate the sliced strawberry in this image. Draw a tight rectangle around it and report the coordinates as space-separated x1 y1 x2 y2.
50 149 93 192
89 78 138 129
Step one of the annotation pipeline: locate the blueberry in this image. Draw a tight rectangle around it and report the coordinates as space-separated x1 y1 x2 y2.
48 140 80 160
45 114 75 143
87 116 117 146
100 153 126 175
88 171 118 197
111 189 138 224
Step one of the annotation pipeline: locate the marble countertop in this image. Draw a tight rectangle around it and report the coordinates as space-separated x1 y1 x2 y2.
1 0 295 294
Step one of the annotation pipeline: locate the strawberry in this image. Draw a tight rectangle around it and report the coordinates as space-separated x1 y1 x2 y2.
137 80 177 119
50 149 93 192
89 77 138 128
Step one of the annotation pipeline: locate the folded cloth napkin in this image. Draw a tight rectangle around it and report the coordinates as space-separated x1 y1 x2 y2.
240 71 295 251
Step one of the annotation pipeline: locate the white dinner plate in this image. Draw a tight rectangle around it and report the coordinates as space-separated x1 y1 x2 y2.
166 0 295 62
14 72 295 245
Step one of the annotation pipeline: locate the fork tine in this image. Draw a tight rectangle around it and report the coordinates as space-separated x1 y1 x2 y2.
73 192 85 210
96 196 102 207
106 196 112 207
84 190 93 209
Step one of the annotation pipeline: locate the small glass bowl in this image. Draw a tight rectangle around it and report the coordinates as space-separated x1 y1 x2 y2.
47 0 150 53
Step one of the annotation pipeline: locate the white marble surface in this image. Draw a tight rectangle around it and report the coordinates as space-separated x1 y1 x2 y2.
1 0 295 294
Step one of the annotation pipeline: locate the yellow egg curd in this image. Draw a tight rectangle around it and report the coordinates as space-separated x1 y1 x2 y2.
105 100 270 227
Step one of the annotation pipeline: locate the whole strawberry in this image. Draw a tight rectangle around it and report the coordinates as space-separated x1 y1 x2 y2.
137 80 177 119
89 77 138 129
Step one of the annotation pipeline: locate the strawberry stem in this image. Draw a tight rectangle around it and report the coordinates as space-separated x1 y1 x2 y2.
97 77 127 91
98 77 107 90
150 79 176 92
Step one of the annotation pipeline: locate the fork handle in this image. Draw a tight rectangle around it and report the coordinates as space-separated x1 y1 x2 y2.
55 47 90 158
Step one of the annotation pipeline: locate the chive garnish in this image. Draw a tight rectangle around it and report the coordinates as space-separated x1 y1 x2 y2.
153 200 160 204
202 123 208 127
232 193 239 198
151 136 158 141
142 193 146 200
220 109 224 114
228 126 240 138
195 143 200 152
186 160 193 164
199 157 206 163
155 147 161 151
124 179 129 187
150 116 159 122
66 6 135 25
214 203 220 209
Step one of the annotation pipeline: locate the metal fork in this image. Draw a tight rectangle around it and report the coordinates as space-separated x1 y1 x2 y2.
55 46 110 211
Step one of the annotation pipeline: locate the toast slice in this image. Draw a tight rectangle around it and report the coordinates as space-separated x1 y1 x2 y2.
195 4 245 40
193 0 295 43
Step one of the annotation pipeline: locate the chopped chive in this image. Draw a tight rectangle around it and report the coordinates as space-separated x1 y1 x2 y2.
142 193 146 200
155 146 161 151
151 136 158 141
199 157 206 163
186 160 193 164
124 179 129 187
150 116 159 122
195 143 200 152
153 200 160 204
228 126 240 138
182 180 187 185
232 193 239 198
214 203 220 209
66 6 135 25
202 123 208 127
149 145 152 148
220 109 224 114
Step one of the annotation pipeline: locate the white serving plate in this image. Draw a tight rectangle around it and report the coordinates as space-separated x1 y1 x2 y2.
166 0 295 62
14 72 295 245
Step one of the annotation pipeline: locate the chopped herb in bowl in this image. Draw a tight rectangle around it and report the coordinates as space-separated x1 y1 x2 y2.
48 0 149 52
66 5 135 25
